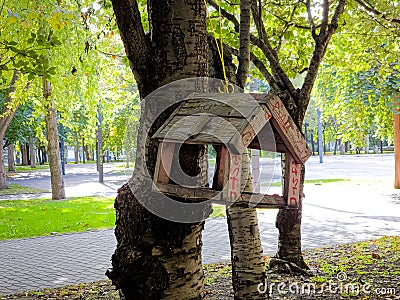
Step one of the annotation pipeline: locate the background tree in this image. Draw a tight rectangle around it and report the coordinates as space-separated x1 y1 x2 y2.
208 0 347 272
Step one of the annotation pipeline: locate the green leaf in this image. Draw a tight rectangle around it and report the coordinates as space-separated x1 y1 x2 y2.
28 73 35 81
47 67 57 75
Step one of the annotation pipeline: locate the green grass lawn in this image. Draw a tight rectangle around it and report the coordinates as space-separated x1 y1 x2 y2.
0 196 115 240
0 183 48 196
209 205 226 218
11 164 50 172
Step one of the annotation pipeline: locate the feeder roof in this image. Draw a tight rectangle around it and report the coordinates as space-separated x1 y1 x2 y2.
152 93 311 163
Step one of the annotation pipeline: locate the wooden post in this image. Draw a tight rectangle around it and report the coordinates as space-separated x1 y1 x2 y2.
215 145 229 191
154 142 176 185
227 153 242 202
283 153 301 207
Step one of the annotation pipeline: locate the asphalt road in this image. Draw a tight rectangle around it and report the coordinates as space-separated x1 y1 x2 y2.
4 153 397 196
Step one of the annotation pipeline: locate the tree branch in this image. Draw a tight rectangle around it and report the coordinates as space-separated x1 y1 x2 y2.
207 0 240 31
236 0 251 87
249 53 280 90
272 12 314 30
251 0 298 99
0 70 19 138
224 42 280 90
355 0 400 24
300 0 346 110
276 4 299 52
305 0 318 41
0 0 6 17
110 0 149 95
320 0 329 36
327 0 347 37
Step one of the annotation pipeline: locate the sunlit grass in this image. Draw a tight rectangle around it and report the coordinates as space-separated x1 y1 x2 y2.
0 196 115 240
209 205 226 218
11 164 50 172
0 183 48 195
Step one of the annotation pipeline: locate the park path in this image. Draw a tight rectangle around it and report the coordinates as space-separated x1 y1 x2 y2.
1 155 400 295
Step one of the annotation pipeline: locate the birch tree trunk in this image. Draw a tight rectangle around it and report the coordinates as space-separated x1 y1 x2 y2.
107 1 210 298
8 144 15 172
43 77 65 200
227 153 265 299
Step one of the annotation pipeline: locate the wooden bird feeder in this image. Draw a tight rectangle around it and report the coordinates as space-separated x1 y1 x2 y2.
152 93 312 209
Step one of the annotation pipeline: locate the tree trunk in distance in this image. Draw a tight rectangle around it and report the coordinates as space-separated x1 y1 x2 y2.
38 146 44 165
44 148 48 163
345 141 350 153
394 96 400 189
83 139 90 162
311 134 315 155
339 143 345 155
64 145 68 164
334 139 338 155
43 77 65 200
365 135 369 154
0 70 20 187
0 136 7 189
91 147 94 161
29 137 36 168
74 133 79 164
21 143 29 166
8 144 15 172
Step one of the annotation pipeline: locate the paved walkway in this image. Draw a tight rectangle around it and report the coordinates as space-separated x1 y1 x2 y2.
1 156 400 295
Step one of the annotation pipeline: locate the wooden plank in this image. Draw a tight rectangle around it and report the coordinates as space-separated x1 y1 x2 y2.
155 183 222 201
249 93 273 104
178 94 259 118
153 142 164 185
265 96 312 163
283 153 302 207
154 183 285 209
153 142 175 185
244 105 272 147
232 192 286 208
153 114 246 145
151 101 186 141
228 154 242 202
228 105 272 153
216 145 229 191
186 114 211 137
